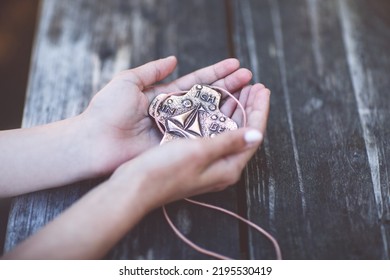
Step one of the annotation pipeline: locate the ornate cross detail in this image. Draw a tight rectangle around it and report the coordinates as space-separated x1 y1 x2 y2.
149 85 238 144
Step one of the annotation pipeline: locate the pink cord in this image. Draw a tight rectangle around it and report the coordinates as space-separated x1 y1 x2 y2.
153 85 282 260
162 206 232 260
210 85 247 128
184 199 282 260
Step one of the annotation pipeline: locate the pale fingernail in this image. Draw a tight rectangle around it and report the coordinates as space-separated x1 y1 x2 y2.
244 130 263 144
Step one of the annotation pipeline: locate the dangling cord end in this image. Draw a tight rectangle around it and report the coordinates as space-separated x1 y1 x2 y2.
162 206 232 260
157 86 281 260
185 198 282 260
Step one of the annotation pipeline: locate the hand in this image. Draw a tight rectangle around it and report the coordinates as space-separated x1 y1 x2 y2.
1 75 270 258
80 56 254 175
1 125 267 259
0 56 267 197
109 84 270 211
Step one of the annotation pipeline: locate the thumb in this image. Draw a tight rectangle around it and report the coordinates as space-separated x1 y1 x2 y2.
203 128 263 161
123 56 177 89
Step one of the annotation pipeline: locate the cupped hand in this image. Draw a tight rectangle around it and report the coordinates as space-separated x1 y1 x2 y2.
109 84 270 211
81 56 254 175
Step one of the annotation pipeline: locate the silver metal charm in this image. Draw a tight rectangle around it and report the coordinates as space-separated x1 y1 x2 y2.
149 85 238 144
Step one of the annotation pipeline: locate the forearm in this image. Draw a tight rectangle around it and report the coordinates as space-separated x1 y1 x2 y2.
1 127 263 259
2 175 148 259
0 115 99 197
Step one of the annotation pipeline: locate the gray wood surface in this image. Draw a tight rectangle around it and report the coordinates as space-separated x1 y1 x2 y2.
233 0 390 259
4 0 241 259
4 0 390 259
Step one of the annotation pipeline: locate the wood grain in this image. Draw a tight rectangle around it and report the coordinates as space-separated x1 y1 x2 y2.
4 0 390 260
232 0 390 259
338 0 390 258
5 0 242 259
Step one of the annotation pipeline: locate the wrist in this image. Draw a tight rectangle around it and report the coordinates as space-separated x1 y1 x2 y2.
76 111 140 179
73 112 118 178
54 115 102 181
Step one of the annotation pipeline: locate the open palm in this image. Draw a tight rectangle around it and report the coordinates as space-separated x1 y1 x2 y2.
82 56 268 175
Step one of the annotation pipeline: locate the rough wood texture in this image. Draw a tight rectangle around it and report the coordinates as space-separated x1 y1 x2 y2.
233 0 390 259
4 0 390 259
5 0 241 259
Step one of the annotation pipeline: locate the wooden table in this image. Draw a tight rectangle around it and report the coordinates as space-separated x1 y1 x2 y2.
4 0 390 259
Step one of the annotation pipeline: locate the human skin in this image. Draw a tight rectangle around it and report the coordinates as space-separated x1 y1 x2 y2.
0 56 254 196
0 57 270 259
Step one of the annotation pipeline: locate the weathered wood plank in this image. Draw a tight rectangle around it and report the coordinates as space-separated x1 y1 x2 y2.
232 0 313 259
233 0 388 259
5 0 105 252
338 0 390 258
5 0 241 259
8 0 389 260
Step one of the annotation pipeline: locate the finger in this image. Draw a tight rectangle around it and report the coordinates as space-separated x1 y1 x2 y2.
204 146 258 189
146 68 252 105
245 83 266 113
246 84 271 133
225 84 270 171
211 68 252 94
206 84 270 185
219 96 238 118
199 129 263 186
117 56 177 89
232 83 270 131
164 58 241 91
201 128 262 163
220 85 252 126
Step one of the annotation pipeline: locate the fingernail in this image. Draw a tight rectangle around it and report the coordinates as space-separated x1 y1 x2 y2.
244 130 263 144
